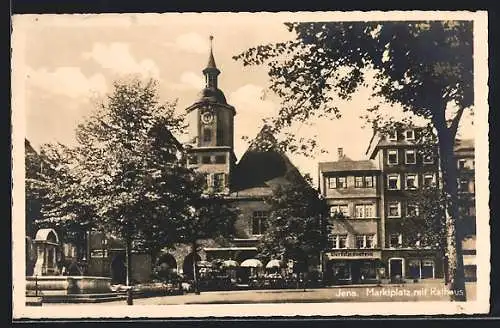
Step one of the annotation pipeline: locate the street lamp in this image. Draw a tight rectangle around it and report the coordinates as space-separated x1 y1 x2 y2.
101 234 107 276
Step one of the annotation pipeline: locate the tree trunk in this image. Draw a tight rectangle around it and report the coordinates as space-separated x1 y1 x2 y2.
125 233 132 286
192 241 200 295
436 126 467 301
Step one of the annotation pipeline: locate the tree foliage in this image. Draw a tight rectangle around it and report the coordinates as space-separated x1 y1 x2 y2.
26 78 237 264
257 174 328 271
234 21 473 300
234 21 472 145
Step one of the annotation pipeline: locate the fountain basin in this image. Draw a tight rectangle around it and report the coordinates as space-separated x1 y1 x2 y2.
26 276 112 296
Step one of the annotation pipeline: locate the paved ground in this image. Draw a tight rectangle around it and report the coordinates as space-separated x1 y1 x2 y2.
43 280 476 306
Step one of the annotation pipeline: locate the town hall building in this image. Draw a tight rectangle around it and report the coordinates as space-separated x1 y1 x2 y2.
152 37 307 282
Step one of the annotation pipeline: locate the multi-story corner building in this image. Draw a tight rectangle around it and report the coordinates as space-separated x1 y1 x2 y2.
454 139 476 281
319 128 451 284
318 148 382 284
366 127 444 281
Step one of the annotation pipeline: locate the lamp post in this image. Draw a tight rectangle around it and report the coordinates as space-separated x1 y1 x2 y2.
101 235 107 277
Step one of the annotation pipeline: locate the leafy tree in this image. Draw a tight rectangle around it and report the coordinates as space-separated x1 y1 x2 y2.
25 139 42 238
26 140 93 250
66 77 199 285
29 78 238 292
177 194 238 294
399 185 446 250
234 21 472 300
258 173 328 273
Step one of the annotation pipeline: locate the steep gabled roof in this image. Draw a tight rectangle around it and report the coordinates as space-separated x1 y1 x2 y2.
230 126 304 197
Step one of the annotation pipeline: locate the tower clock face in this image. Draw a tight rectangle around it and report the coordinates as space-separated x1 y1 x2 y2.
201 111 214 124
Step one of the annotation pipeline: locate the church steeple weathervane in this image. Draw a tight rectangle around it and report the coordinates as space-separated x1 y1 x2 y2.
203 35 220 89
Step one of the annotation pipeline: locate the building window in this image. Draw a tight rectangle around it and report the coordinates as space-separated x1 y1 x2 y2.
338 177 347 188
213 173 225 192
355 235 365 249
408 259 421 279
468 206 476 216
328 177 337 189
421 260 435 278
405 149 416 164
339 235 348 249
389 233 403 248
203 128 212 142
365 176 374 188
387 174 400 190
215 155 226 164
405 174 418 190
459 178 470 192
355 205 364 218
458 159 466 169
355 204 375 218
188 155 198 164
423 173 436 188
388 202 401 218
366 235 376 248
388 131 397 141
332 235 347 249
405 130 415 141
330 205 349 218
423 151 435 164
203 173 211 189
387 150 398 165
355 176 364 188
406 203 419 217
252 211 268 235
202 156 211 164
331 234 348 249
356 234 376 249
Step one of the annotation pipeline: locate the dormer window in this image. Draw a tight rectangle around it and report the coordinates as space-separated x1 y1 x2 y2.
388 131 397 141
405 129 415 141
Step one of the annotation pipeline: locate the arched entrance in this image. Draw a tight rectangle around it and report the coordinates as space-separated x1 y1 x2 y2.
182 252 201 280
157 253 177 281
110 253 126 284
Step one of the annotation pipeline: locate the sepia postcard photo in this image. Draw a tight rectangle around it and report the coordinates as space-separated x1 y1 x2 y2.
11 11 490 319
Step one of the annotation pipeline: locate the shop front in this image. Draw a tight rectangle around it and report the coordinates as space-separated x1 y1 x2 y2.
323 250 383 285
382 249 443 282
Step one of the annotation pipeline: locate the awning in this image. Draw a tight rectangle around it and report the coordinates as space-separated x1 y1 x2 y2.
266 259 284 268
222 260 239 268
240 259 263 268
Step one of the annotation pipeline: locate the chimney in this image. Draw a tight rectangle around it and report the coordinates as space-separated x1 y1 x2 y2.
337 148 344 160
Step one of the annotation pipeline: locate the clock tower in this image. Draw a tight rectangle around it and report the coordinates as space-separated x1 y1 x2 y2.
185 36 236 194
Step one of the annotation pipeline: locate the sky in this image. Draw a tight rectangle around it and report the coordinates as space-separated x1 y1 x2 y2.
13 13 475 186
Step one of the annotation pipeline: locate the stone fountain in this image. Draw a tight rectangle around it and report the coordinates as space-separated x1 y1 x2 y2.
26 229 120 304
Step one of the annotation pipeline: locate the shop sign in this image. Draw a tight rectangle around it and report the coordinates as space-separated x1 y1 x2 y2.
325 250 382 260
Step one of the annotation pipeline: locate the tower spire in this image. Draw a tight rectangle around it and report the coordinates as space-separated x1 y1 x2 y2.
203 35 220 88
207 35 217 69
